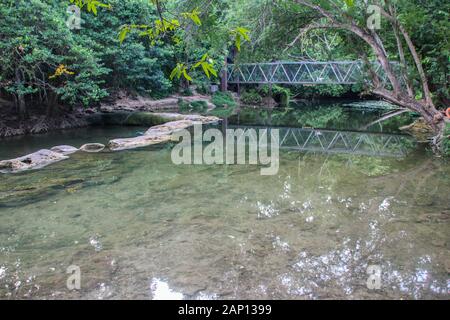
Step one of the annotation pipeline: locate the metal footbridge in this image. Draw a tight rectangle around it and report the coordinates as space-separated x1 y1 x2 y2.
227 61 394 85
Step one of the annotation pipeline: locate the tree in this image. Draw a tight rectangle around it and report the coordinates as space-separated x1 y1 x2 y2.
0 0 179 117
0 0 109 116
282 0 446 149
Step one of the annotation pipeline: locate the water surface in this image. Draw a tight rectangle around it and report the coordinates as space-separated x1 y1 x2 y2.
0 104 448 300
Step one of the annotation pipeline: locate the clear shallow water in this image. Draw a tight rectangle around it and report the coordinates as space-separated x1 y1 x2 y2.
0 106 449 300
0 126 148 160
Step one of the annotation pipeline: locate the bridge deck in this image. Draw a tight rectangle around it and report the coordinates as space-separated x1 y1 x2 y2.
227 61 393 85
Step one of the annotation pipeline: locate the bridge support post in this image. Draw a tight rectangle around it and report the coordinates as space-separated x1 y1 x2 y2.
220 60 228 92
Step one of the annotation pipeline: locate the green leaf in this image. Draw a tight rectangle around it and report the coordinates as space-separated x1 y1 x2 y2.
119 27 129 44
182 69 192 81
208 64 218 77
237 27 250 41
344 0 354 7
169 66 179 80
235 34 241 51
182 8 202 26
201 63 210 78
193 61 203 69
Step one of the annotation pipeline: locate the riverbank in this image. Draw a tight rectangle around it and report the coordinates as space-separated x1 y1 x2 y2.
0 93 216 138
0 112 220 173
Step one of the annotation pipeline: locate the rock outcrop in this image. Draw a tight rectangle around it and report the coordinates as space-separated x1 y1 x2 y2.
0 149 69 173
109 113 220 151
144 120 199 136
100 94 215 112
108 134 172 151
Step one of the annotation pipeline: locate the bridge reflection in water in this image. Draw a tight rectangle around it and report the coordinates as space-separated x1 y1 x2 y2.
229 125 415 157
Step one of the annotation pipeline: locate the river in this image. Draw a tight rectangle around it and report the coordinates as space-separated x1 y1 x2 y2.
0 101 448 299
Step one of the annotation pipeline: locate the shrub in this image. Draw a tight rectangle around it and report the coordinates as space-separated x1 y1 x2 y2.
241 89 263 105
211 92 236 108
181 87 194 96
258 85 291 106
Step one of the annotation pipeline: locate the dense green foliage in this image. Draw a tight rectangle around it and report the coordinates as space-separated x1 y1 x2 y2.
0 0 174 115
226 0 449 106
240 85 291 106
208 92 237 117
241 89 263 105
0 0 448 120
211 92 236 108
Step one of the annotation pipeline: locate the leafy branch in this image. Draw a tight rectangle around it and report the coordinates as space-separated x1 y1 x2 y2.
69 0 111 15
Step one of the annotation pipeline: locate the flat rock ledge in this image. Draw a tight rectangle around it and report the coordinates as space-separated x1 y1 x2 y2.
108 113 220 151
108 134 172 151
0 113 220 173
100 95 215 112
0 149 69 173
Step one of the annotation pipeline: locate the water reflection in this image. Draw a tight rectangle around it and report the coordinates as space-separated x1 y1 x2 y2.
0 107 448 300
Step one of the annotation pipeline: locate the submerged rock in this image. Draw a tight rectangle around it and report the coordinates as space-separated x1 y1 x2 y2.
51 145 78 155
80 143 106 153
0 176 86 207
0 149 69 173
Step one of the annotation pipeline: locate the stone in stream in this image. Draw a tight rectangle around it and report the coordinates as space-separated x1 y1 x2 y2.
51 145 79 155
108 134 172 151
80 143 106 153
0 149 69 173
144 120 197 135
109 114 220 151
152 113 219 124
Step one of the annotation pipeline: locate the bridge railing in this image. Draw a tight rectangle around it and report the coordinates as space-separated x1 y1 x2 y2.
227 61 397 85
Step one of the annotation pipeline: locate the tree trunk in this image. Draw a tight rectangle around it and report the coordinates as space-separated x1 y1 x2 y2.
15 68 27 120
46 91 59 117
220 58 228 92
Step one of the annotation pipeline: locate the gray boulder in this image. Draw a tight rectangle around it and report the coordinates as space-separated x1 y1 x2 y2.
0 149 69 173
108 134 171 151
51 145 78 155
